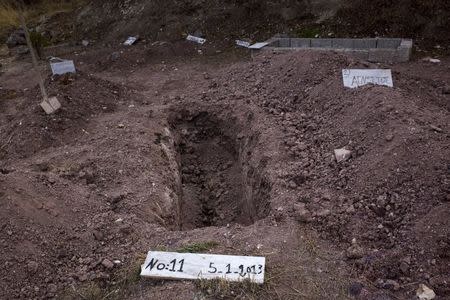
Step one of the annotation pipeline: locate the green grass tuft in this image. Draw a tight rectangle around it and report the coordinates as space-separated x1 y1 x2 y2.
295 27 323 38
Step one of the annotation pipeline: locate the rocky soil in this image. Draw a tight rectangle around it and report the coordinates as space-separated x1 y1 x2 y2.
0 39 449 299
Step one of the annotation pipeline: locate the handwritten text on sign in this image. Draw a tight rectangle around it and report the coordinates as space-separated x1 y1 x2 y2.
342 69 393 88
141 251 265 284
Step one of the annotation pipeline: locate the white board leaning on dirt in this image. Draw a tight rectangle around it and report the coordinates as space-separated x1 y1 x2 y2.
186 35 206 44
124 36 138 46
342 69 393 88
50 59 76 75
141 251 265 284
236 40 251 48
248 42 269 49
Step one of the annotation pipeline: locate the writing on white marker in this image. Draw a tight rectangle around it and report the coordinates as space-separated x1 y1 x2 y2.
141 251 265 284
342 69 393 88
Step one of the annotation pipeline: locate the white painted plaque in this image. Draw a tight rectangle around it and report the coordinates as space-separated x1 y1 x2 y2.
124 36 138 46
186 35 206 45
236 40 251 48
50 60 76 75
248 42 269 50
141 251 265 284
342 69 393 88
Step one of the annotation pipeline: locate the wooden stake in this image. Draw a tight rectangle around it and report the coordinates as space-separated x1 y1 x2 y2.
19 12 49 101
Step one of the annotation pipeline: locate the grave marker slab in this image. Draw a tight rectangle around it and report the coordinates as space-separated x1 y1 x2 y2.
186 35 206 45
342 69 393 88
124 36 138 46
141 251 265 284
236 40 251 48
50 60 76 75
248 42 269 50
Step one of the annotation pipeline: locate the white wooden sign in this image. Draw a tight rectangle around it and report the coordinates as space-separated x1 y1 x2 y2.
236 40 250 48
186 35 206 45
342 69 393 88
248 42 269 50
124 36 138 46
50 60 76 75
141 251 265 284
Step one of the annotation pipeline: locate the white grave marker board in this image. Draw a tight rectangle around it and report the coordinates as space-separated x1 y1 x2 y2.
50 60 76 75
248 42 269 49
141 251 265 284
186 35 206 45
342 69 393 88
124 36 138 46
236 40 251 48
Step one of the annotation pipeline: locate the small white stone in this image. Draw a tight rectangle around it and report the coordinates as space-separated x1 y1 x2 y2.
334 148 352 162
416 284 436 300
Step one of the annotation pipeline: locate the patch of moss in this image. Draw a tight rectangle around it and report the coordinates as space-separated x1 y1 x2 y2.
294 27 322 38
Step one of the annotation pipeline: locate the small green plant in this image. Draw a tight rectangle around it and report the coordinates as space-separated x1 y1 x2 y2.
177 241 219 253
116 257 145 287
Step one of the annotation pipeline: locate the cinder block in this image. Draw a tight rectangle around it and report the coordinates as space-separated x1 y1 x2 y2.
311 39 333 48
346 49 369 60
332 39 354 49
263 37 279 46
377 38 402 49
369 48 398 62
396 39 412 62
277 38 291 47
353 39 377 49
290 38 311 48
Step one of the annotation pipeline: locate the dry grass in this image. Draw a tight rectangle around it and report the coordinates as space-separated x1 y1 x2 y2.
0 2 19 28
0 0 83 31
196 278 265 300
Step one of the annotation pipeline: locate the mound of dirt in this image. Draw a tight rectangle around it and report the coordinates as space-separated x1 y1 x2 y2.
1 42 449 299
190 50 449 297
0 71 133 160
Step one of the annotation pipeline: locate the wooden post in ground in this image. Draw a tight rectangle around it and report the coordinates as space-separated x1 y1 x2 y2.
18 7 61 114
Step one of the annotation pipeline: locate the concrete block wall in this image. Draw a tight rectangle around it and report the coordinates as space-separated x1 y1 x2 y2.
262 37 413 62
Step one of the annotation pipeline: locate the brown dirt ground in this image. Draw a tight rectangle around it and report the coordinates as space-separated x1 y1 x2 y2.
0 41 449 300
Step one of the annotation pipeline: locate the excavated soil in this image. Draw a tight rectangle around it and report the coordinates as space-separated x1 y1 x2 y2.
0 42 449 300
